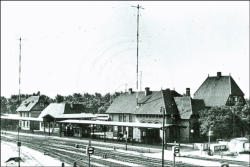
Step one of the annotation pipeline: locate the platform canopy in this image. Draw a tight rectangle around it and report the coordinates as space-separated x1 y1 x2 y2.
59 119 179 129
1 115 43 122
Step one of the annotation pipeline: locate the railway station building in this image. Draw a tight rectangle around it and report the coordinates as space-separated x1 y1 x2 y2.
106 87 205 143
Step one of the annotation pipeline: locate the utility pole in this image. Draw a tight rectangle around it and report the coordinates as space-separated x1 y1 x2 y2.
131 4 144 105
161 107 165 167
140 71 142 91
18 37 22 167
233 107 235 138
18 37 22 104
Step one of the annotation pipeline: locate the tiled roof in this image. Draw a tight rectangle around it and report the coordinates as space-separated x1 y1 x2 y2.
16 96 40 112
194 75 244 107
106 92 144 114
106 88 205 120
106 89 181 115
174 97 192 119
174 97 205 119
39 103 88 119
39 103 65 118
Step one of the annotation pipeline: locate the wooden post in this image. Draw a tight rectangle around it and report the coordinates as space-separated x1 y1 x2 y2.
59 123 62 137
48 122 51 136
43 121 46 134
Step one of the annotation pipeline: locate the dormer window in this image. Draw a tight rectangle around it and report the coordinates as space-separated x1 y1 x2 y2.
234 96 238 102
40 103 45 108
25 102 30 107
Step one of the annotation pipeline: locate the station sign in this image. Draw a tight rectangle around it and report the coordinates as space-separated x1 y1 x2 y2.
17 141 21 147
86 146 94 154
172 146 180 154
208 130 213 136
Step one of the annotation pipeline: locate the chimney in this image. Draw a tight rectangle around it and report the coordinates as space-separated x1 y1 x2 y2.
145 87 151 96
186 88 190 97
128 88 133 94
217 72 221 78
37 91 40 96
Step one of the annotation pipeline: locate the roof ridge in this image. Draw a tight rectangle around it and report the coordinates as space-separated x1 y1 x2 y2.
193 76 209 96
139 91 159 104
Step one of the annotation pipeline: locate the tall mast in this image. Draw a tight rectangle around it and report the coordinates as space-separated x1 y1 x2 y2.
18 37 22 103
132 4 144 105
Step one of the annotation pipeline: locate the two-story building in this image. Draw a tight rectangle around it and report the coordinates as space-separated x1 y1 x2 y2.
16 95 47 130
106 87 205 144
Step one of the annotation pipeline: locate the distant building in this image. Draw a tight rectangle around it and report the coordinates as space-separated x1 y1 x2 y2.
16 95 47 130
106 88 205 143
194 72 245 107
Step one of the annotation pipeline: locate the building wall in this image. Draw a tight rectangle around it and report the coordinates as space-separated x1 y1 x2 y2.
109 113 135 139
135 115 162 124
19 111 31 130
179 120 190 143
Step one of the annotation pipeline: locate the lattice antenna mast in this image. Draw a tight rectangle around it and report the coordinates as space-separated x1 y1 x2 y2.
132 4 144 105
18 37 22 103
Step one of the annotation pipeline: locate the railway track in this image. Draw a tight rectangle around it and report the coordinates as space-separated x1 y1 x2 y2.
5 132 246 167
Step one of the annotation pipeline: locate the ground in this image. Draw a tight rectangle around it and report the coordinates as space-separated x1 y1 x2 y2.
1 140 70 167
1 131 249 167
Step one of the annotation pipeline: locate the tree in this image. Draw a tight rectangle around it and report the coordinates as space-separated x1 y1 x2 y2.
1 96 8 114
55 94 64 103
199 105 250 140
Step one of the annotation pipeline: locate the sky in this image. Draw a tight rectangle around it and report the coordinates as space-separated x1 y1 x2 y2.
1 1 249 98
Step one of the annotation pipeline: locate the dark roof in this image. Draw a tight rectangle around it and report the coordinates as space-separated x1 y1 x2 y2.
194 75 244 107
16 96 40 112
174 97 205 119
106 89 181 115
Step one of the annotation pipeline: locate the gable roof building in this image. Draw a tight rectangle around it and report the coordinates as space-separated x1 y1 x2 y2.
16 96 40 112
194 72 245 107
16 95 47 130
106 87 205 143
39 103 96 121
106 88 182 116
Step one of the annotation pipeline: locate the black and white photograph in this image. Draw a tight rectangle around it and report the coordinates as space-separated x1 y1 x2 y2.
1 1 249 167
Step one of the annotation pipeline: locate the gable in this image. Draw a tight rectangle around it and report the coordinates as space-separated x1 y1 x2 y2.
230 77 244 96
194 76 231 107
16 96 40 112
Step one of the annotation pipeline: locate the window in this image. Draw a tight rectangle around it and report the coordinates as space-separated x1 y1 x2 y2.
234 96 238 102
119 114 122 122
40 102 45 108
129 114 132 122
123 115 127 122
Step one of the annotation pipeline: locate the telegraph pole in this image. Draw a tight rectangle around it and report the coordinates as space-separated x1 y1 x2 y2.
161 107 165 167
131 4 144 105
18 37 22 104
18 37 22 167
